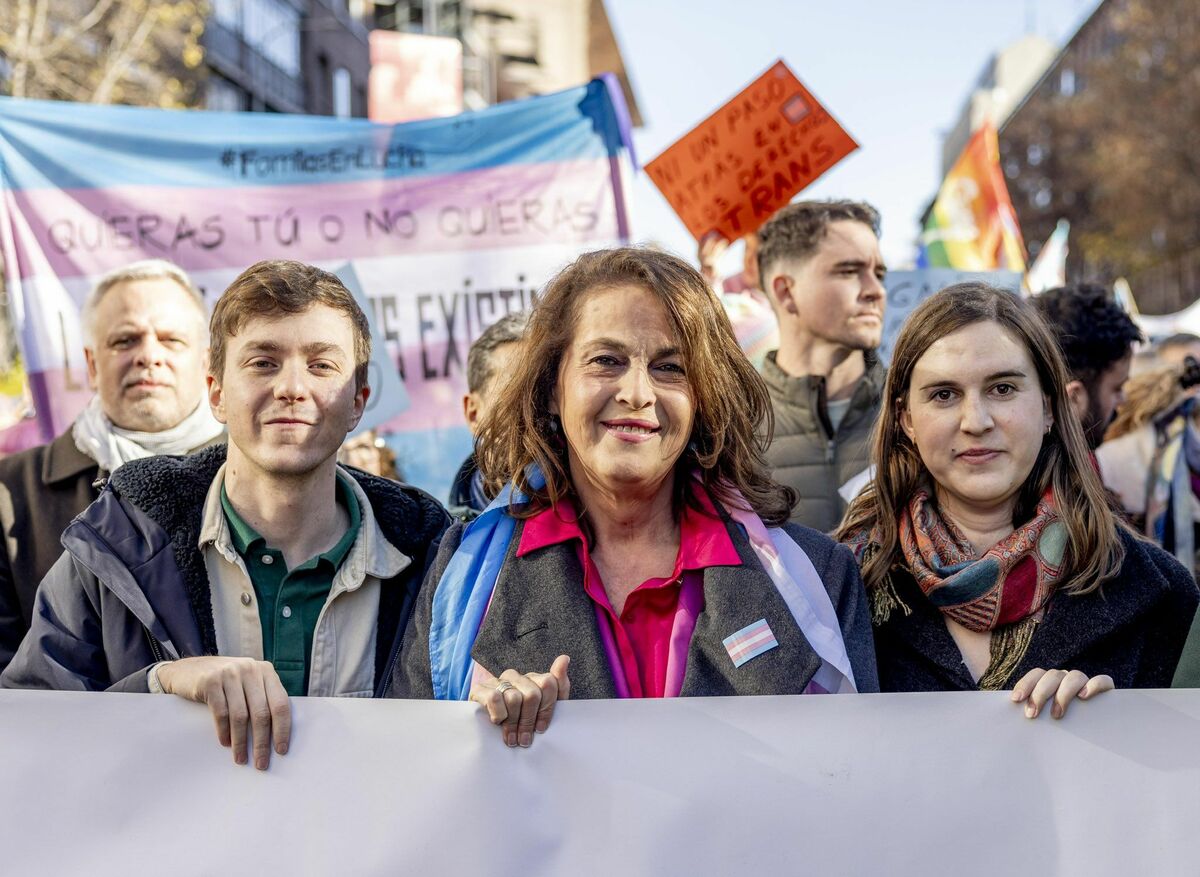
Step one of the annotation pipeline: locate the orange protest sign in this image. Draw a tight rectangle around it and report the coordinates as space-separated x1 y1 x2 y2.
645 61 858 242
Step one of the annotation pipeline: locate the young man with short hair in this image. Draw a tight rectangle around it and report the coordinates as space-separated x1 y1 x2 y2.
3 260 449 770
757 200 887 532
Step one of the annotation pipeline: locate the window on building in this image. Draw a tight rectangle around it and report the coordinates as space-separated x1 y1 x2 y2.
206 75 246 112
1027 143 1044 166
1033 185 1052 210
212 0 241 31
332 68 352 118
385 1 425 32
317 52 330 110
384 0 463 36
243 0 301 76
1060 68 1076 97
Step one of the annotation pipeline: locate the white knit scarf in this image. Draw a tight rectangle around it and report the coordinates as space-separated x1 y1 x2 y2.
72 396 224 473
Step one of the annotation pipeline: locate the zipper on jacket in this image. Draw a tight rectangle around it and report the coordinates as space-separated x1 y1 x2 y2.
811 376 836 442
144 627 164 663
825 438 835 464
379 629 404 698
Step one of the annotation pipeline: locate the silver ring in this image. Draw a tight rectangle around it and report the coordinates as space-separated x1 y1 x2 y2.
495 680 515 695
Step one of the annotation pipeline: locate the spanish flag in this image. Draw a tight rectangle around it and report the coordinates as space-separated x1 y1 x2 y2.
922 122 1027 272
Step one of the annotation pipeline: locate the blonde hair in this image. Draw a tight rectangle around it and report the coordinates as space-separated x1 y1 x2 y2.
836 282 1127 596
1105 364 1188 441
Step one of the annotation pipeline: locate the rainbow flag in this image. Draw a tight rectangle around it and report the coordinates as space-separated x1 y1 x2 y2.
922 123 1026 272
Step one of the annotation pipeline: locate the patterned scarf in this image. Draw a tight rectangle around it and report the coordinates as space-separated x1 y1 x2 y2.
848 487 1068 633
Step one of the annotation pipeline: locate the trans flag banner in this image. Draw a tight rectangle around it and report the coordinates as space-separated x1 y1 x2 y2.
0 77 635 499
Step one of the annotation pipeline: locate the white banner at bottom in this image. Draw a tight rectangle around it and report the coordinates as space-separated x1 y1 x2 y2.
2 689 1199 876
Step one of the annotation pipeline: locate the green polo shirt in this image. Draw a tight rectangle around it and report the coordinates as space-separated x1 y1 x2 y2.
220 473 362 696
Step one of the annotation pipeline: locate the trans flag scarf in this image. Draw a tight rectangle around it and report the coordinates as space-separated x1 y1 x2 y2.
1146 400 1200 568
427 468 859 700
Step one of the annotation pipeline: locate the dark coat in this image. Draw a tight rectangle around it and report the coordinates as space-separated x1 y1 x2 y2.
447 453 485 522
1 445 450 694
873 529 1199 692
392 514 879 698
761 352 885 533
0 431 100 670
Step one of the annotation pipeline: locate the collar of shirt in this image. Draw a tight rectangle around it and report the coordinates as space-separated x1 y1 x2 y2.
515 486 742 571
219 471 362 572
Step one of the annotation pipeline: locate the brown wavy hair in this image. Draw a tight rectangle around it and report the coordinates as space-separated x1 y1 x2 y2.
835 282 1127 595
474 246 796 524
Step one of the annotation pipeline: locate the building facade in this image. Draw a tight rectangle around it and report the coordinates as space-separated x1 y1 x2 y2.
998 0 1198 313
0 0 370 117
371 0 641 123
940 35 1057 178
204 0 371 117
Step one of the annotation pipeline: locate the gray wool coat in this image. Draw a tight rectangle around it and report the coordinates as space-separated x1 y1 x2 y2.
392 511 879 698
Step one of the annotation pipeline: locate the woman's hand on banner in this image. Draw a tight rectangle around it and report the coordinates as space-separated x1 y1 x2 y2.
1011 668 1114 719
470 655 571 748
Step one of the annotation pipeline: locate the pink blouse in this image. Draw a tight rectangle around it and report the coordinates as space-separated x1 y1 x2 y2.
516 492 742 697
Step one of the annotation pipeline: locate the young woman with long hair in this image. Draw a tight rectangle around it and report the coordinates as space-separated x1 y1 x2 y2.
837 283 1197 714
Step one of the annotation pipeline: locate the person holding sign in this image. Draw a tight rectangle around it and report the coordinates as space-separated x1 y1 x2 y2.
4 261 450 769
393 247 878 744
837 283 1197 708
757 200 887 533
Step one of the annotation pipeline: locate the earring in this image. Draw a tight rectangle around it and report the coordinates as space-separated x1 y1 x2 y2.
545 414 565 451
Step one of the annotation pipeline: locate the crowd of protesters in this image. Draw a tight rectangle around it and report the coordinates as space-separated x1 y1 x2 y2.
1 197 1198 768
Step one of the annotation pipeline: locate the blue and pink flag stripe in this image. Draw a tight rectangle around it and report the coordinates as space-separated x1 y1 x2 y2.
723 619 779 668
0 78 635 496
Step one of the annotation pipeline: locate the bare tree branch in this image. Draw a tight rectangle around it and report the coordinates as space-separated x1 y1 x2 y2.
38 0 116 61
10 0 34 97
91 4 158 104
36 58 92 103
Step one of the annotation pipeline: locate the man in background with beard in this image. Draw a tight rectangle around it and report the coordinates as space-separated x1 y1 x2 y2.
1033 283 1143 449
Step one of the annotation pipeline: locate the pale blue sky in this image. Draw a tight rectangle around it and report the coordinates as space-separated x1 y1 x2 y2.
605 0 1102 272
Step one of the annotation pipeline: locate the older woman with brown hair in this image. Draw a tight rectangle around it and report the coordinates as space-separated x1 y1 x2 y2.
837 283 1197 714
393 247 878 745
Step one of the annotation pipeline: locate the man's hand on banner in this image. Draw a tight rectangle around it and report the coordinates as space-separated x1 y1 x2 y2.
470 655 571 748
1010 668 1115 719
156 657 292 770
